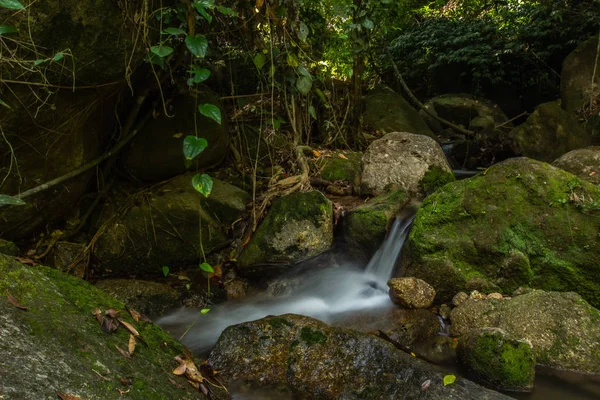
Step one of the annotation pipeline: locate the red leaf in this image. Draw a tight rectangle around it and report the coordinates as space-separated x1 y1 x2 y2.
56 393 81 400
6 290 28 310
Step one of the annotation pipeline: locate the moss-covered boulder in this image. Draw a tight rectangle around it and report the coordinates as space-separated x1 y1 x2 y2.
508 101 591 162
209 314 511 399
95 280 180 317
553 146 600 185
457 328 535 392
123 89 229 182
0 239 19 256
361 132 454 196
94 175 250 277
237 191 332 274
343 189 409 258
0 254 226 399
401 157 600 307
319 151 362 186
363 85 435 138
450 290 600 374
561 35 600 115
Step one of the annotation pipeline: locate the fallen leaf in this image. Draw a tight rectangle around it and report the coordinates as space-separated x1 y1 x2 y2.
115 345 132 359
120 377 132 386
590 171 596 177
173 361 187 376
313 149 321 157
56 393 81 400
168 377 183 388
6 290 28 310
338 153 348 160
92 308 103 325
101 316 119 334
128 335 136 354
116 388 130 396
15 257 38 266
209 264 222 280
443 374 456 386
117 319 139 337
410 352 416 357
256 0 264 8
128 308 140 322
421 379 431 391
105 308 120 319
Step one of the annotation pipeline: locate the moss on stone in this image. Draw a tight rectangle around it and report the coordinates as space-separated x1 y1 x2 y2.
300 326 327 346
320 152 362 185
419 165 456 196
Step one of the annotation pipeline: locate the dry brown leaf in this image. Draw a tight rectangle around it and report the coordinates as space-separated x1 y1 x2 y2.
313 150 321 158
242 234 251 247
173 361 187 376
209 264 222 280
56 392 81 400
128 334 136 355
101 316 119 334
105 308 120 318
91 308 103 325
114 345 132 359
128 308 140 323
338 153 348 160
6 290 28 311
15 257 38 266
590 171 596 177
120 378 132 386
117 319 139 337
168 377 183 388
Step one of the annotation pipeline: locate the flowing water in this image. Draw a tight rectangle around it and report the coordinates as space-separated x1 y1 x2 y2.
158 215 415 353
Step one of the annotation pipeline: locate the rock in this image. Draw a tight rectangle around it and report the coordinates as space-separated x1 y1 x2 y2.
362 85 434 138
509 100 590 162
469 290 487 300
95 279 179 317
401 157 600 307
343 189 409 258
450 290 600 374
209 314 512 399
553 147 600 185
0 1 146 240
319 151 362 186
388 277 436 309
0 254 227 399
453 292 469 307
223 271 248 300
439 304 452 320
50 241 86 278
94 175 250 277
0 239 19 256
123 89 229 182
457 328 535 392
361 132 454 196
237 191 333 274
487 293 503 300
561 35 600 115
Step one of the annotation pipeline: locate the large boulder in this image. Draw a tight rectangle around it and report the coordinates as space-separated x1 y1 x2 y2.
237 191 333 274
451 290 600 374
561 35 600 115
553 147 600 185
508 100 591 162
0 1 146 239
362 85 435 138
387 277 436 309
361 132 454 196
209 314 511 399
401 157 600 307
122 88 229 182
0 254 227 399
94 175 250 277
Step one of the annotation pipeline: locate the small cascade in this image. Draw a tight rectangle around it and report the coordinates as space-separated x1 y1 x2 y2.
158 212 415 353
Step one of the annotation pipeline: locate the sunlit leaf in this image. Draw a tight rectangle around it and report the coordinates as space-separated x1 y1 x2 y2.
0 194 25 205
52 52 64 61
185 34 208 58
200 262 214 273
443 374 456 386
253 53 266 70
198 103 221 124
163 27 186 35
312 149 321 157
183 136 208 160
162 265 169 277
308 105 317 120
201 308 210 314
298 21 309 42
0 0 24 10
296 75 312 95
192 173 213 197
195 0 214 7
0 25 17 35
151 45 174 58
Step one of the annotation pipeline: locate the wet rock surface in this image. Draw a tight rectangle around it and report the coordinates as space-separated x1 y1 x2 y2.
553 146 600 185
388 277 436 309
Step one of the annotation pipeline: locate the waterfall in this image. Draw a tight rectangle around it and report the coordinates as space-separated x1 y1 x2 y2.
158 213 415 353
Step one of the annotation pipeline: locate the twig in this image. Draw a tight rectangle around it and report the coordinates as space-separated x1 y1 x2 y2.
494 111 529 129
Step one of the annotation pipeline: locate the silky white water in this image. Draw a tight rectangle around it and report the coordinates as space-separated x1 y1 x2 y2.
158 214 415 353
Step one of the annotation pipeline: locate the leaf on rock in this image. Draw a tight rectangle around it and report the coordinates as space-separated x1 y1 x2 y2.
443 374 456 386
105 308 120 319
115 345 132 359
117 319 139 337
15 257 37 266
91 308 103 325
101 316 119 334
421 379 431 391
338 153 348 160
128 334 136 354
120 377 132 386
56 393 81 400
6 290 28 310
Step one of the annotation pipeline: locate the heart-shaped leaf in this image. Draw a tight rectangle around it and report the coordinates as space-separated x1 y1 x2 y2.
151 45 174 58
296 75 312 95
183 136 208 160
253 53 266 70
0 194 25 206
192 174 213 197
0 25 17 35
0 0 24 10
298 21 309 42
443 374 456 386
200 262 214 273
198 103 221 125
185 34 208 58
188 66 210 85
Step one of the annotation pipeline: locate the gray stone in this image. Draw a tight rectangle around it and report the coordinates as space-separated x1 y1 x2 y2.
553 146 600 185
388 277 436 309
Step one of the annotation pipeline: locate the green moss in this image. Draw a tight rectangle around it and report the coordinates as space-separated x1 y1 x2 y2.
320 152 362 184
300 327 327 346
268 317 292 329
420 165 456 196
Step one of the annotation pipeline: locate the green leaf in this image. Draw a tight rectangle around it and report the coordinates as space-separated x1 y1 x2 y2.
296 75 312 95
185 34 208 58
443 375 456 386
362 18 374 30
162 27 186 35
194 0 214 7
216 5 237 16
253 53 266 70
192 173 213 197
0 98 11 109
0 0 24 10
298 21 309 42
162 265 169 277
200 262 214 273
308 105 317 120
33 59 47 66
0 194 24 206
297 65 311 77
195 5 212 23
198 103 221 124
147 52 165 69
188 66 210 84
287 53 299 67
52 52 64 62
0 25 17 35
183 136 208 160
200 308 211 314
151 45 174 58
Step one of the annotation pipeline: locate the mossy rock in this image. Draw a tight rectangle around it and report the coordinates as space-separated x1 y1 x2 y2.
319 151 362 186
401 157 600 307
552 146 600 185
561 35 600 114
95 279 180 317
208 313 512 399
457 328 535 392
0 239 19 256
343 189 409 258
94 175 250 277
508 101 591 162
237 191 333 273
451 290 600 374
0 254 226 399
